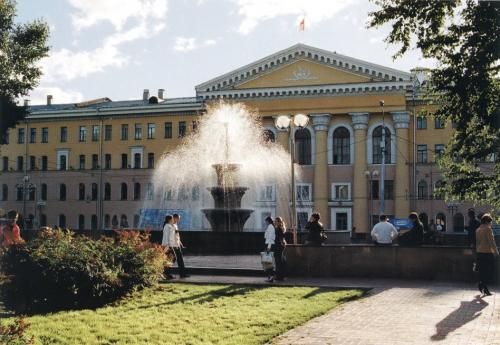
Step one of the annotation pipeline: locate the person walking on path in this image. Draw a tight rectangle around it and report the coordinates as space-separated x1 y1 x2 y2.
274 217 287 281
305 212 325 246
475 213 498 296
398 212 424 246
263 216 276 282
371 215 398 245
161 215 176 280
172 213 189 278
467 208 480 248
0 210 24 247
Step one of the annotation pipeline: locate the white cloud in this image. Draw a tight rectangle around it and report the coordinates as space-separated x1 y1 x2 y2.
173 37 217 52
28 86 84 105
234 0 357 34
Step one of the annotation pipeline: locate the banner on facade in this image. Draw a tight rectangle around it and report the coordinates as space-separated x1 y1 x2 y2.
138 209 190 231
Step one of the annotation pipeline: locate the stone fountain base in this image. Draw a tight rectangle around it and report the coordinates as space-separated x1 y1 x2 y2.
201 208 253 232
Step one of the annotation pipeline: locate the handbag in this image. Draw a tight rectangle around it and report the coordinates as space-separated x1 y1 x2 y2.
320 231 328 243
260 251 275 270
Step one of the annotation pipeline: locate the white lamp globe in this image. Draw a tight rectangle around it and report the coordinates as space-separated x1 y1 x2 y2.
275 115 291 129
293 113 309 128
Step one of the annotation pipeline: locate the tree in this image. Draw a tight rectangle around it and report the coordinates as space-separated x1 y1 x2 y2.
369 0 500 213
0 0 49 144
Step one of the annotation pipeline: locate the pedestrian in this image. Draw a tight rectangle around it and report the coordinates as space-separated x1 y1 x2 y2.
467 208 480 248
274 217 287 281
371 215 398 245
475 213 498 296
398 212 424 246
161 215 176 280
263 216 276 282
305 212 326 246
0 210 24 247
172 213 189 278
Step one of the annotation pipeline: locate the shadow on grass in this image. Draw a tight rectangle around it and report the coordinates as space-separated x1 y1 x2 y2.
302 287 369 301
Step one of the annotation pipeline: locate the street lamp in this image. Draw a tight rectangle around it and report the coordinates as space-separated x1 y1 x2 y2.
365 169 379 230
275 113 309 244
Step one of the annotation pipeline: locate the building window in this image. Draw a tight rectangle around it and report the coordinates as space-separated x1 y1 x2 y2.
120 183 128 200
78 183 85 201
336 212 348 230
417 144 428 163
332 127 350 164
259 185 275 201
164 122 172 138
40 214 47 227
29 156 36 170
434 118 445 129
146 183 154 200
79 126 87 142
17 156 23 171
59 184 67 201
91 183 98 201
104 183 111 200
42 127 48 143
147 153 154 169
105 125 112 141
57 150 68 170
105 154 111 169
18 128 25 144
134 124 142 140
433 180 445 199
79 155 86 170
29 128 36 143
295 128 311 165
332 183 351 201
27 187 35 201
178 121 186 138
121 154 128 169
263 129 275 143
371 180 394 200
297 211 309 230
104 214 111 228
41 183 47 201
92 125 100 141
296 184 312 201
417 180 428 199
372 126 392 164
60 127 67 142
147 123 155 139
192 186 200 201
16 186 23 201
134 183 141 200
78 214 85 230
91 215 97 230
435 144 445 161
134 153 141 169
2 156 8 171
41 156 48 171
177 186 189 201
417 117 427 129
1 184 7 201
121 124 128 140
92 154 99 169
59 214 66 228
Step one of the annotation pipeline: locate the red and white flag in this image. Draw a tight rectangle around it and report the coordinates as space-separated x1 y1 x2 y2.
299 17 305 31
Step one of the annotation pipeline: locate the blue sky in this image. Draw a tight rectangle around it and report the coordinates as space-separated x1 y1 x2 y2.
18 0 435 105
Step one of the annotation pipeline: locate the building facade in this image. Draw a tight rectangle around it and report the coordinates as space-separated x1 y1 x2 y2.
0 44 487 234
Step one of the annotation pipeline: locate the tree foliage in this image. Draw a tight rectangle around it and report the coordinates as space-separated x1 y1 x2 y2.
369 0 500 212
0 0 49 144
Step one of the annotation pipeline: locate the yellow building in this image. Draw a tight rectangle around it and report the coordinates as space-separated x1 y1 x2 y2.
0 44 483 234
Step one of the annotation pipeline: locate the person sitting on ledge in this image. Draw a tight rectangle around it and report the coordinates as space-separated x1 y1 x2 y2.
371 215 399 245
305 212 326 246
398 212 424 246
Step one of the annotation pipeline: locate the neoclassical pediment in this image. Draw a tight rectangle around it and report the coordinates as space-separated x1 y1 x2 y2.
195 43 412 97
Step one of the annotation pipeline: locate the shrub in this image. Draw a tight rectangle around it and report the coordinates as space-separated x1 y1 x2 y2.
0 229 170 312
0 318 34 345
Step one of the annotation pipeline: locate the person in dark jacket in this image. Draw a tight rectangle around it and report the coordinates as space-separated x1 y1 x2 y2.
305 212 325 246
398 212 424 246
273 217 287 281
466 208 481 248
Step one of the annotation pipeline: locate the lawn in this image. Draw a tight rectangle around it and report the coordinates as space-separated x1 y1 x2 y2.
2 283 364 345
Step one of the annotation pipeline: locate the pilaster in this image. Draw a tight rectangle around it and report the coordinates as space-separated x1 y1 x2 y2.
391 111 411 218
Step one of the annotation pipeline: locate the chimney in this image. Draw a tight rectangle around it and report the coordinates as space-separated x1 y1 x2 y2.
23 99 30 107
143 89 149 101
47 95 53 106
158 88 165 100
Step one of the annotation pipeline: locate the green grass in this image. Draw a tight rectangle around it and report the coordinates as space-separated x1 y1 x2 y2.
4 283 363 345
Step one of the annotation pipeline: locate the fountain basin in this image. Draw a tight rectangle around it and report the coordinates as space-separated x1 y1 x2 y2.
201 208 254 232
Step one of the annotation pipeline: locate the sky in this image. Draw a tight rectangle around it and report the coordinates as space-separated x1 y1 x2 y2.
18 0 436 105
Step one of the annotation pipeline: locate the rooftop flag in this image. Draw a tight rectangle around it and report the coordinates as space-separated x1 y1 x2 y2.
299 17 305 31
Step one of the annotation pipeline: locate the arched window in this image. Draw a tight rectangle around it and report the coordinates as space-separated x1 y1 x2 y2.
453 213 465 232
79 183 85 201
436 213 446 232
332 127 350 164
120 214 129 228
417 180 428 199
295 128 311 165
104 183 111 200
91 214 98 230
91 183 98 201
120 183 128 200
134 182 141 200
1 184 8 201
58 214 66 228
40 214 47 227
372 125 391 164
263 129 275 143
78 214 85 230
41 183 47 201
59 184 66 201
434 180 445 200
104 214 111 228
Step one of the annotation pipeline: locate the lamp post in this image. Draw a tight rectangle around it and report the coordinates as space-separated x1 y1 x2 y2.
16 177 36 230
379 100 386 216
365 169 379 230
275 113 309 244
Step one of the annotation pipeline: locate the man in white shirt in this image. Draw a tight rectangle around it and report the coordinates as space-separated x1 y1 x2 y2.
172 213 189 278
371 215 399 245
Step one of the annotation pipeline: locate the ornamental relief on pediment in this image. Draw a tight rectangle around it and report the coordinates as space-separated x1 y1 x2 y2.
285 67 318 81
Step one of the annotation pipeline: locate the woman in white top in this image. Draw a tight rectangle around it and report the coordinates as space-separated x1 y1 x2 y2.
263 216 276 282
162 215 176 279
